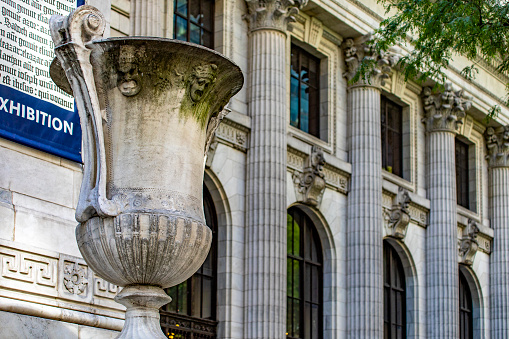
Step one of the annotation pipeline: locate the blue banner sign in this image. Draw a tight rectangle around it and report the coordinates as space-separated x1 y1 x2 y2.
0 0 83 162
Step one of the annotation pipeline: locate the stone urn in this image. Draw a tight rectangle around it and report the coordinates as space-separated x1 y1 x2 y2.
49 6 243 338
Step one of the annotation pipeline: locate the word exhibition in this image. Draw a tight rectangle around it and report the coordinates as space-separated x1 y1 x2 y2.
0 0 82 162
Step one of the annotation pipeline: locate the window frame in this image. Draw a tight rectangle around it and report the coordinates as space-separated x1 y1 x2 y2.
290 44 321 139
173 0 214 48
287 207 324 339
455 138 470 210
459 269 473 339
381 95 404 177
383 240 406 339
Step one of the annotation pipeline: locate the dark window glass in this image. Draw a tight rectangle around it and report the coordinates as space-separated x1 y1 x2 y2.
287 207 323 339
173 0 214 48
383 241 406 339
290 45 320 138
160 185 217 338
381 96 403 177
459 270 473 339
456 139 470 209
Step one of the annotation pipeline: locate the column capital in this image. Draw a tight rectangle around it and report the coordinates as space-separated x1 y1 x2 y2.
485 125 509 168
422 82 472 133
341 34 401 88
243 0 307 33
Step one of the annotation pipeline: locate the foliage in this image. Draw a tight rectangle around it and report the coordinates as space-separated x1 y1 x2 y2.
360 0 509 119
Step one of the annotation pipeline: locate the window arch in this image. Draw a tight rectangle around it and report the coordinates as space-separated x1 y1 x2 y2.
383 240 406 339
173 0 214 48
160 184 218 338
287 207 323 339
459 269 473 339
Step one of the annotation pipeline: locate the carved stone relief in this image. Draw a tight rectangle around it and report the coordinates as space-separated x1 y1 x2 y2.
341 34 401 87
458 219 480 265
243 0 308 32
384 187 412 239
422 82 472 132
485 125 509 168
293 146 327 207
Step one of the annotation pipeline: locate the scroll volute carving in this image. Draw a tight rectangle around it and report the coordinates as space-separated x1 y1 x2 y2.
293 146 326 207
341 34 401 87
459 219 480 266
422 82 472 133
385 187 412 239
485 125 509 168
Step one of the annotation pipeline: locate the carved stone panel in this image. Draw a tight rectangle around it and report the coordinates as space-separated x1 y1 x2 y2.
384 187 412 239
458 219 480 266
293 146 327 207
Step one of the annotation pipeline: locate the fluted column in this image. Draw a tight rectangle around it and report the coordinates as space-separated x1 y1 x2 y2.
130 0 164 36
243 0 306 337
422 84 471 338
486 126 509 338
342 35 400 338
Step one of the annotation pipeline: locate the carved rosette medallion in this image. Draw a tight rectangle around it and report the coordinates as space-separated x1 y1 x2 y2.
243 0 308 32
422 83 472 133
485 125 509 168
293 146 326 206
341 34 401 88
384 187 412 239
63 262 88 295
458 219 480 265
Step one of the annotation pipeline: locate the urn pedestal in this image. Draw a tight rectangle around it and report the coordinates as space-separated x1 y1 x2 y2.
49 6 243 338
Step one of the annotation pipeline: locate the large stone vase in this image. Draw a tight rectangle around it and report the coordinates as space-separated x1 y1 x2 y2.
49 6 243 338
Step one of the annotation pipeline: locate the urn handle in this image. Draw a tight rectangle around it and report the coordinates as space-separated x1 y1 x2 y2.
50 6 122 221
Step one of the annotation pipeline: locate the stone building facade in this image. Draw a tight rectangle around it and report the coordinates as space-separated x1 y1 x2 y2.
0 0 508 338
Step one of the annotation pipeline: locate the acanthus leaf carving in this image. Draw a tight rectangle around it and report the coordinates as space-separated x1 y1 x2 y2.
243 0 308 32
422 82 472 133
458 219 480 266
485 125 509 168
341 34 401 88
292 146 326 207
385 187 412 239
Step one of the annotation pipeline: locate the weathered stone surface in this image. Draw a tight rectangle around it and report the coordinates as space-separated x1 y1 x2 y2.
50 5 243 338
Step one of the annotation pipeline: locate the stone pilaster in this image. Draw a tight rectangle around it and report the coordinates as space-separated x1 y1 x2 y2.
485 126 509 338
342 35 400 338
243 0 306 337
422 84 471 338
130 0 164 36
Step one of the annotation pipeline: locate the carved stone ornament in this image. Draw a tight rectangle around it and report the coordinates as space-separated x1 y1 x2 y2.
422 82 472 133
50 5 243 339
63 262 88 295
385 187 412 239
341 34 402 87
243 0 308 32
458 219 480 265
293 146 326 206
485 125 509 168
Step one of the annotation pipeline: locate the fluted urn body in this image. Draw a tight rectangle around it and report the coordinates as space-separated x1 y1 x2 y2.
49 5 243 338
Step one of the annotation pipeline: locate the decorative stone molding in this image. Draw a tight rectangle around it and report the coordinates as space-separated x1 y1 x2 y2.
458 219 480 265
63 262 89 295
214 117 249 153
341 34 401 87
384 187 412 239
383 191 428 228
243 0 308 32
422 82 472 133
485 125 509 168
292 146 327 206
306 17 323 48
288 147 349 194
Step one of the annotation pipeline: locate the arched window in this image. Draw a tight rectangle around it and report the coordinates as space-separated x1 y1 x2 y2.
173 0 214 48
287 207 323 339
383 241 406 339
160 185 218 338
459 270 473 339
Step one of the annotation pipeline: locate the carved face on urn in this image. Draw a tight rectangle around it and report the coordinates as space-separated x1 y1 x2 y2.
189 64 218 102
